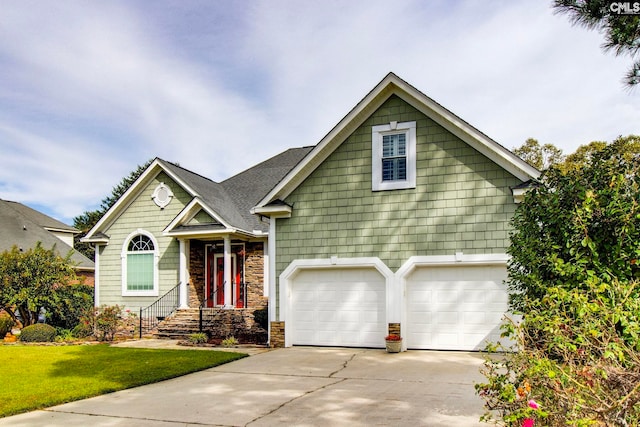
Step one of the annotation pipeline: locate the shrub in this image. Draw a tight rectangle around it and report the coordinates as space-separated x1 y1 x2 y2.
46 283 94 330
252 307 268 330
221 336 238 347
20 324 56 342
72 307 95 338
55 328 74 342
477 139 640 426
94 305 122 341
187 332 208 344
0 312 15 337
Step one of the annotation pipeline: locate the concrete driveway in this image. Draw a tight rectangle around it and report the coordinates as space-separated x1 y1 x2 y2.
0 347 487 426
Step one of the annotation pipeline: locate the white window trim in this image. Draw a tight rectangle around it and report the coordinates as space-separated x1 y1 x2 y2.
121 229 160 297
372 121 416 191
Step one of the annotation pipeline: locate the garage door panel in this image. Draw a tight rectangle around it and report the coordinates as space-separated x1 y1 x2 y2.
434 311 459 324
291 268 386 348
462 290 487 304
407 265 509 351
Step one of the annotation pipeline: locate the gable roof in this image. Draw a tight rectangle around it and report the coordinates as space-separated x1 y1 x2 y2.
83 147 313 241
0 199 94 270
254 72 540 211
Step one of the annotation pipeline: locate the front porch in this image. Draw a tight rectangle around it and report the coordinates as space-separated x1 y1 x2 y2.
150 237 269 343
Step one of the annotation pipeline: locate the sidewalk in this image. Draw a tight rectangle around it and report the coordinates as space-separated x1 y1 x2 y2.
110 338 272 356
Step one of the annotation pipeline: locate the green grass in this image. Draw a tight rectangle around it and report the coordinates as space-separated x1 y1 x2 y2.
0 344 247 418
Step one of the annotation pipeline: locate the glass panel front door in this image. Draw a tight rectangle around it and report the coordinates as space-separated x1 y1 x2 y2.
205 245 244 308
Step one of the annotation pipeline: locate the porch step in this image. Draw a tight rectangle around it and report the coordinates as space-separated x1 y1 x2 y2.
155 309 203 340
154 308 264 341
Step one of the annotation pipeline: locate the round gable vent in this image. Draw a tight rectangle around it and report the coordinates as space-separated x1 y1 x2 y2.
152 182 174 209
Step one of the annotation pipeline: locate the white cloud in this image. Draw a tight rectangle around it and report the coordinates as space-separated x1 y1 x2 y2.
0 0 637 223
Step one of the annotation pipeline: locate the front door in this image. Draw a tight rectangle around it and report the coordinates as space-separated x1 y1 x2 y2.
206 251 242 307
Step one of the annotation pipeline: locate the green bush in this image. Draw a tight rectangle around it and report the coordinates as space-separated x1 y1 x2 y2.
187 332 208 344
221 336 238 347
55 328 74 342
71 306 96 339
20 324 56 342
252 307 268 330
0 312 15 337
46 283 94 330
94 305 122 341
477 138 640 426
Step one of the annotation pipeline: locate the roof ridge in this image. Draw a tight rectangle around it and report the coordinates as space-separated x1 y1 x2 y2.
156 158 220 186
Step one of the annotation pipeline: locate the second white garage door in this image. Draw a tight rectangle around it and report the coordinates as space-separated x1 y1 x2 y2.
406 265 509 351
290 268 386 348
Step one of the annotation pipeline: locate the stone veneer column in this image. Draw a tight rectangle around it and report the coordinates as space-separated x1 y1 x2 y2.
388 323 401 337
270 321 285 348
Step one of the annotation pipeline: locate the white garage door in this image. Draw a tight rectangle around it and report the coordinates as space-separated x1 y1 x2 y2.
406 265 509 351
291 268 386 348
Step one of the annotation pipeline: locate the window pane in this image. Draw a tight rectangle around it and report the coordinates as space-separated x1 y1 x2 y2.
382 133 406 158
128 235 154 251
382 135 395 157
397 134 406 156
397 158 406 180
127 253 153 290
382 158 407 181
382 159 394 181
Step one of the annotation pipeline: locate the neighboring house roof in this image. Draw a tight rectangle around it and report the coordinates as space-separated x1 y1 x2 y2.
83 147 313 241
253 72 540 211
0 199 95 270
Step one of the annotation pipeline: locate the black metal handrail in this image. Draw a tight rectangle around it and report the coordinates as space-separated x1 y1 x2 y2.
139 283 181 338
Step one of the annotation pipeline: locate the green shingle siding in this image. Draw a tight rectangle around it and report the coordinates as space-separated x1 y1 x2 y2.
190 209 216 225
97 172 191 310
276 95 520 277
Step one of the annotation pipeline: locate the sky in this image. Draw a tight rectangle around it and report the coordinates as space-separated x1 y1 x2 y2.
0 0 638 224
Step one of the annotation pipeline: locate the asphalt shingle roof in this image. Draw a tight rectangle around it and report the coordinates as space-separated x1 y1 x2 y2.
0 200 94 270
158 147 313 233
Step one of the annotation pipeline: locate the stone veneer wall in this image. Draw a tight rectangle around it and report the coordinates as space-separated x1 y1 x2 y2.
189 240 205 307
244 243 267 309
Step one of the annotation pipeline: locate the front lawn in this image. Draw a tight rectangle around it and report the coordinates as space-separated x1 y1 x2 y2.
0 344 246 418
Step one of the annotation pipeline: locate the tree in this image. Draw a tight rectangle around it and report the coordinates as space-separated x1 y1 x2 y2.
553 0 640 86
73 159 153 259
509 137 640 309
477 138 640 425
0 243 78 326
558 134 640 173
513 138 564 170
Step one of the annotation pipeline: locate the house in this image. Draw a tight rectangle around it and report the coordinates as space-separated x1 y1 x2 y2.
83 73 539 349
0 199 95 284
81 148 312 340
253 73 539 350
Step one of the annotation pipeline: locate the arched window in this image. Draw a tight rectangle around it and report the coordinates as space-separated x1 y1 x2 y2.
122 230 158 296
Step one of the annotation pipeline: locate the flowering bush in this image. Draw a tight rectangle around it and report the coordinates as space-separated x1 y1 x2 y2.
94 305 123 341
385 334 402 341
477 141 640 426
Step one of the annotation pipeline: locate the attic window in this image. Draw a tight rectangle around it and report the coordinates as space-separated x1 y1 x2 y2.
372 121 416 191
152 182 174 208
